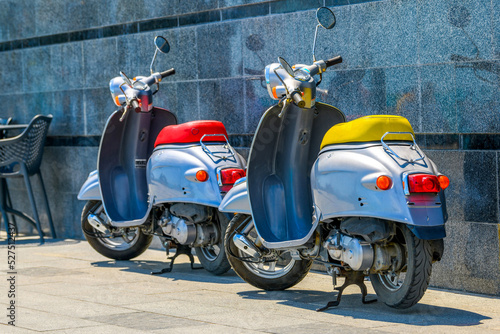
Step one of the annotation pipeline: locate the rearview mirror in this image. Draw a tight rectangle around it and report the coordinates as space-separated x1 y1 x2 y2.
120 71 133 87
278 57 294 77
154 36 170 54
150 36 170 74
312 7 336 62
316 7 336 29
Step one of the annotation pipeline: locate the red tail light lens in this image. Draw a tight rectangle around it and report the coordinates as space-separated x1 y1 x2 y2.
218 168 246 192
407 174 440 193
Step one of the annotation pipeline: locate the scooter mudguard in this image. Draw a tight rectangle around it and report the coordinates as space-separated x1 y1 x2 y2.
247 102 345 248
312 143 447 240
77 170 101 201
218 178 251 215
98 107 177 227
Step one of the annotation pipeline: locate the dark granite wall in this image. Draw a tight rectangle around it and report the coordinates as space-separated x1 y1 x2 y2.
0 0 498 295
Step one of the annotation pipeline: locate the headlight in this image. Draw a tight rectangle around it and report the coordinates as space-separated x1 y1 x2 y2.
265 63 287 100
109 77 126 106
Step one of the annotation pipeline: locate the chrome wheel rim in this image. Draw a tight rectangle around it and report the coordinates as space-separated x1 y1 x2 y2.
241 252 296 278
238 219 295 279
200 244 220 262
90 203 140 251
377 271 407 291
376 225 408 292
96 227 140 251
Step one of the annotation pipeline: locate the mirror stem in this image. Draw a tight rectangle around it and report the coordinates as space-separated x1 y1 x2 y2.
150 49 159 75
312 24 320 62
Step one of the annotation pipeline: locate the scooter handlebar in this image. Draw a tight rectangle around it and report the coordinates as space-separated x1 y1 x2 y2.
160 68 175 79
325 56 343 68
291 91 305 108
131 99 141 113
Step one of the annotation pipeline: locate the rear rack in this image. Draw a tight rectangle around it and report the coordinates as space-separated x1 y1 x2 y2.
381 132 424 163
200 134 237 163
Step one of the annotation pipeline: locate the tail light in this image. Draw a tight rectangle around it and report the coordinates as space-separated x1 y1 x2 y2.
217 168 246 192
407 174 441 193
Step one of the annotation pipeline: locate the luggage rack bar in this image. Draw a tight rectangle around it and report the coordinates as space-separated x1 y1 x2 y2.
200 134 237 162
381 132 424 163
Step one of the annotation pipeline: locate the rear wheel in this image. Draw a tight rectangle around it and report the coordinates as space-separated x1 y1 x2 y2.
225 214 312 290
194 211 231 275
81 200 152 260
369 224 433 309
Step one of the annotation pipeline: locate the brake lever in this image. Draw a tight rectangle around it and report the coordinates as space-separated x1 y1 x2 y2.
278 98 290 118
119 106 129 122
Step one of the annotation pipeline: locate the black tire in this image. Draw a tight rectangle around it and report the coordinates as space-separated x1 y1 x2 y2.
194 211 231 275
81 200 153 261
369 224 433 309
224 214 312 291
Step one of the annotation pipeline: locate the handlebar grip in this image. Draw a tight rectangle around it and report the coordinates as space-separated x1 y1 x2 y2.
325 56 343 68
291 92 305 108
131 99 141 113
160 68 175 78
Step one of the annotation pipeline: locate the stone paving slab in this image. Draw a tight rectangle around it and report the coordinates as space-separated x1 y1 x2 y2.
0 239 498 333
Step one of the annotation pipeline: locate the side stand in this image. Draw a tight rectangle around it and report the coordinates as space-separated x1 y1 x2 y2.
316 270 377 312
151 244 203 275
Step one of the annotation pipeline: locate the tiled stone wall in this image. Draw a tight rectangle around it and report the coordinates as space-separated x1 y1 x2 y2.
0 0 498 295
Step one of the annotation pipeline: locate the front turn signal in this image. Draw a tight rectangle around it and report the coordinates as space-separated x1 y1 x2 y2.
438 175 450 190
376 175 392 190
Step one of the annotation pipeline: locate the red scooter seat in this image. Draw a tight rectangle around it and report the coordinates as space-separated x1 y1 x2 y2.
154 120 228 147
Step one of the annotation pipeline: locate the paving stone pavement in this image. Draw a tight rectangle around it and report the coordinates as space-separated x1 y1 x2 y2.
0 239 499 333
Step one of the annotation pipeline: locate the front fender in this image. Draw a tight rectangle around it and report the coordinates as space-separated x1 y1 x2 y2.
77 170 101 201
219 179 251 214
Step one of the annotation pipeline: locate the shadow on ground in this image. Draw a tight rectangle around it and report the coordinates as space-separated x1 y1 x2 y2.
238 289 491 327
0 237 79 247
91 256 242 285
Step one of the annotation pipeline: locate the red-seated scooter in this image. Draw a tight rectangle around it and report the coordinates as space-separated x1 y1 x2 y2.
78 36 246 275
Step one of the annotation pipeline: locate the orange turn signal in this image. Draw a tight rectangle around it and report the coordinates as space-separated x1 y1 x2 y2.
196 170 209 182
438 175 450 190
376 175 392 190
272 86 278 99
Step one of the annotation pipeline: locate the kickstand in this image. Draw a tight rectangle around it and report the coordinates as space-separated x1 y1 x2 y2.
151 244 203 275
316 270 377 312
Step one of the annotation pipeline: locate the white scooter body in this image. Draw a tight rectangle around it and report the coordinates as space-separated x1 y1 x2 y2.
312 142 446 234
78 109 245 228
220 133 446 249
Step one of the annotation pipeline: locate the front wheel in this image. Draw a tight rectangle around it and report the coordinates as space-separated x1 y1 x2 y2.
81 200 152 260
225 214 312 290
369 224 433 309
194 211 231 275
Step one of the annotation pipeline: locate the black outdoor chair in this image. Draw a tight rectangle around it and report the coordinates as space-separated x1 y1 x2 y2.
0 115 56 243
0 117 17 235
0 117 13 138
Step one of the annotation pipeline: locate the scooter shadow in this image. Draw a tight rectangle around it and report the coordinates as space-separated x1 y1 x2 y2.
237 289 491 327
90 257 242 285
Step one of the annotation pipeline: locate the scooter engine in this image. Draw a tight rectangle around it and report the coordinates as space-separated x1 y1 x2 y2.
159 205 217 247
324 230 405 273
324 231 373 271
